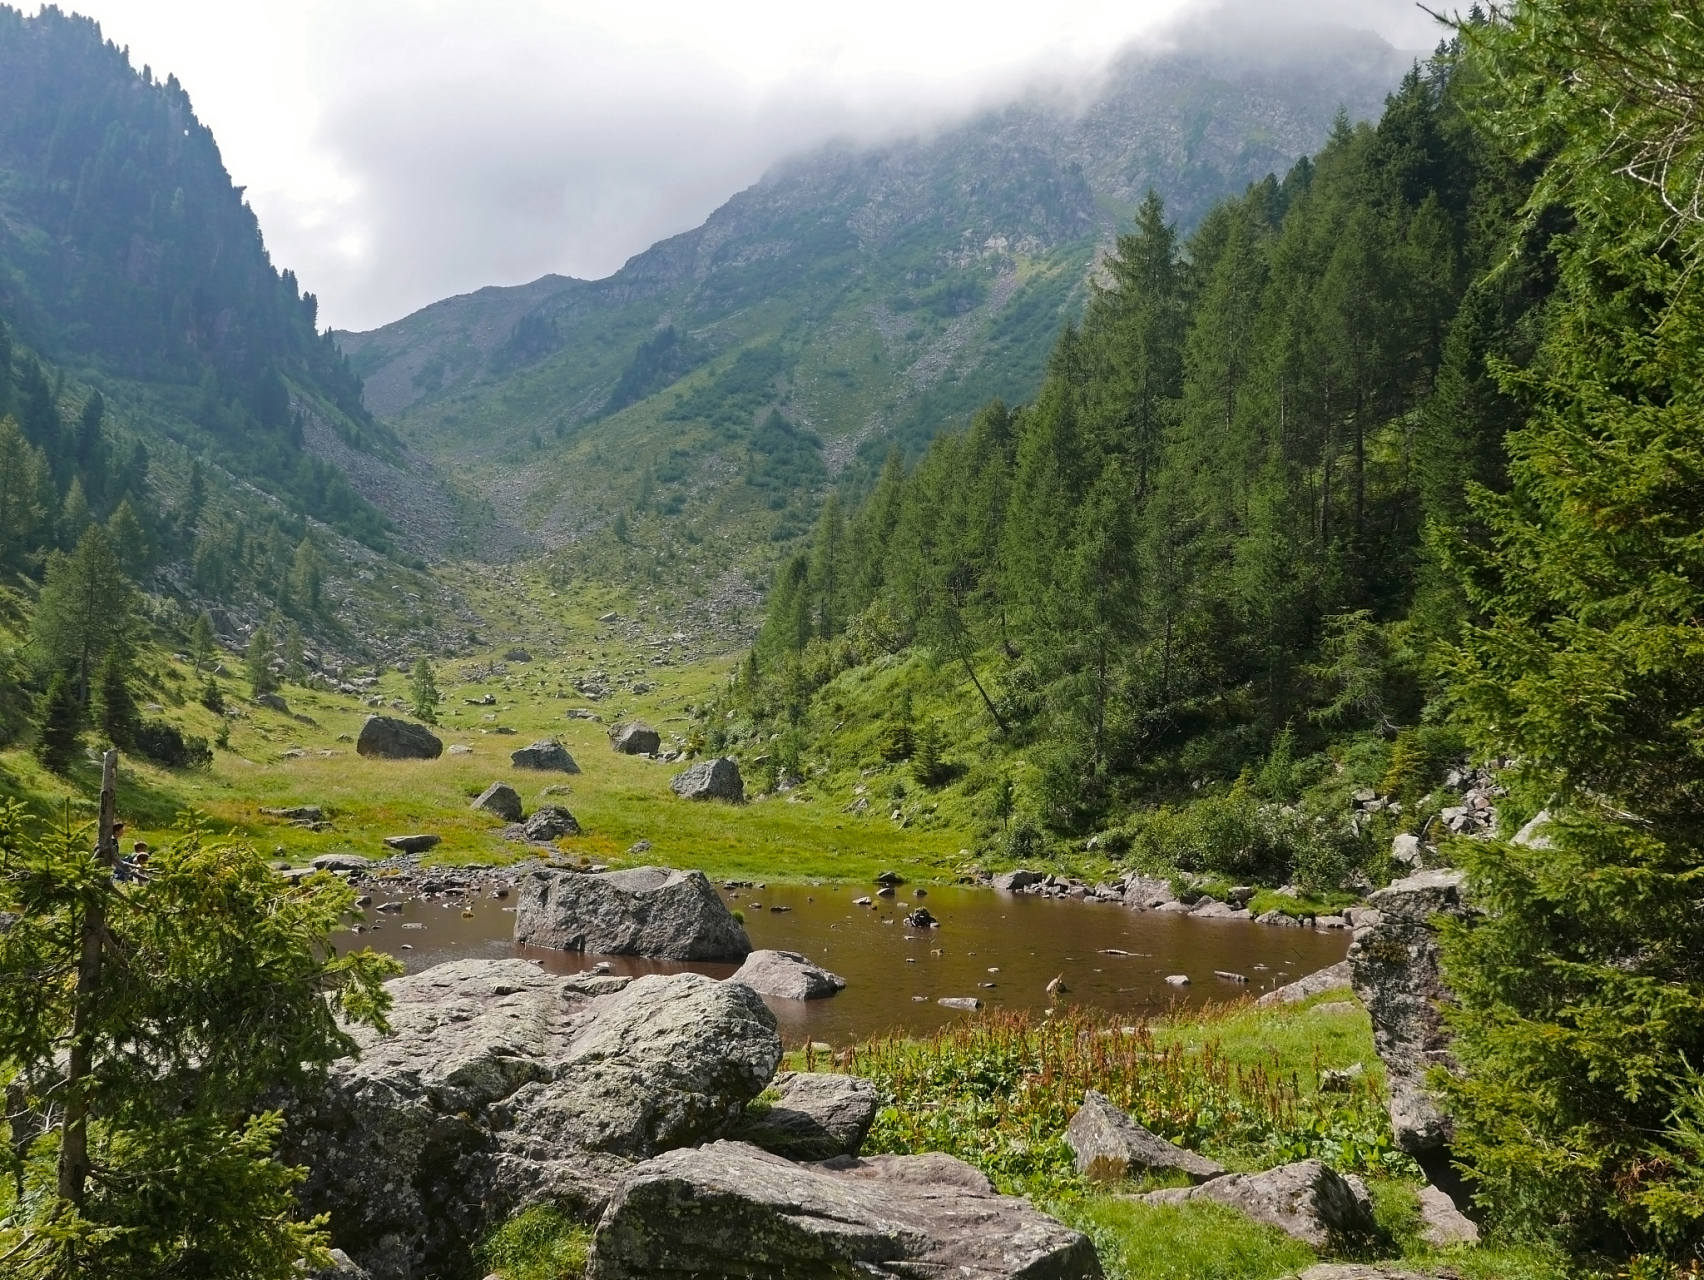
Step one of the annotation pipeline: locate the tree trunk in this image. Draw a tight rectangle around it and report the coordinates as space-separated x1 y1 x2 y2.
58 749 117 1207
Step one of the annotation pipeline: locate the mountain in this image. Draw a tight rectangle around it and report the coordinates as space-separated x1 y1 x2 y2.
0 6 466 668
339 23 1418 580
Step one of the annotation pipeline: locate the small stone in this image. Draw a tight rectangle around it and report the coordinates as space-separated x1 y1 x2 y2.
448 743 473 755
1165 974 1190 986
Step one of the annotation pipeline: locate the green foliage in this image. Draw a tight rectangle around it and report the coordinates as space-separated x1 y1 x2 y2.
0 801 400 1276
410 657 440 724
32 669 82 772
475 1204 591 1280
92 646 139 749
1429 2 1704 1262
245 625 279 699
1070 1197 1317 1280
30 525 135 704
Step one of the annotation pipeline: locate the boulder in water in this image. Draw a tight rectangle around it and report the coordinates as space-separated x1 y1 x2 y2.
728 949 845 1000
515 866 751 961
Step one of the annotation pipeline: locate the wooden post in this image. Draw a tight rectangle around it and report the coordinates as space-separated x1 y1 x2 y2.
58 749 117 1207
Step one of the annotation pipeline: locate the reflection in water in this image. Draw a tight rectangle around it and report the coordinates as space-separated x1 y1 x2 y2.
341 881 1350 1045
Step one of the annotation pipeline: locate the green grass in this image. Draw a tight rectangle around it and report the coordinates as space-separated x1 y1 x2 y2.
476 1205 590 1280
1070 1197 1317 1280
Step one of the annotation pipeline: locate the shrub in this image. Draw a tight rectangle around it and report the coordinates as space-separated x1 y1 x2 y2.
132 719 213 769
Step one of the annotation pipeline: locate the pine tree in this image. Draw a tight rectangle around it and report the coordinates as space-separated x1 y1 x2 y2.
283 624 307 684
31 525 135 705
245 625 278 699
189 610 216 674
409 657 439 723
33 671 83 771
106 497 150 579
93 646 139 749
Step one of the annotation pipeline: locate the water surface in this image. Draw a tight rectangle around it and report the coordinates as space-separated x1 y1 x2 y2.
346 882 1349 1044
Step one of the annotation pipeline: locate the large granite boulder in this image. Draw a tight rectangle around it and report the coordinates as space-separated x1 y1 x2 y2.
356 716 443 760
1141 1159 1375 1249
730 1072 878 1161
610 722 661 755
506 806 581 843
514 867 751 961
729 949 846 1000
1065 1090 1224 1183
511 740 580 772
585 1141 1103 1280
1347 868 1468 1156
470 781 523 823
992 868 1044 892
670 757 744 802
285 960 781 1280
1255 960 1353 1008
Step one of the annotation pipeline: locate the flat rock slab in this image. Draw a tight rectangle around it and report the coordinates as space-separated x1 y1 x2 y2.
1140 1159 1374 1249
357 715 443 760
286 960 781 1280
263 805 325 822
586 1141 1103 1280
515 866 752 961
730 1072 877 1161
730 949 846 1000
1066 1089 1223 1183
310 853 372 873
670 757 744 802
511 741 580 772
470 781 524 822
1255 961 1353 1008
383 834 440 854
610 722 661 755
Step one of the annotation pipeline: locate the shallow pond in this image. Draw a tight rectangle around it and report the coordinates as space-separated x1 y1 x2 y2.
344 880 1350 1045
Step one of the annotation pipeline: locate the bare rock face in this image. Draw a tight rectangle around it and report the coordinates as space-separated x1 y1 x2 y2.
1141 1159 1375 1249
1064 1090 1224 1183
514 867 752 961
729 949 846 1000
670 757 744 802
356 715 443 760
585 1141 1103 1280
610 722 662 755
285 960 781 1280
511 740 580 772
1346 868 1468 1154
730 1072 878 1161
470 781 524 822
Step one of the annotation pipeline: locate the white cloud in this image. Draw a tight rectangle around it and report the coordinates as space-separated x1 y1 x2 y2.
51 0 1445 330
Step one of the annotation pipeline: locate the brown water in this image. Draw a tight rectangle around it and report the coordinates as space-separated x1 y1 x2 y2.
345 882 1349 1045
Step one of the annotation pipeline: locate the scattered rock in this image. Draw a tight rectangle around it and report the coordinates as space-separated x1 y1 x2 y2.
286 961 781 1280
584 1141 1103 1280
1418 1184 1479 1246
309 1248 372 1279
1348 868 1468 1155
992 868 1044 892
610 722 662 755
729 1072 877 1161
728 949 846 1000
937 997 981 1011
448 743 473 755
311 854 372 873
903 907 937 928
262 805 325 823
1255 961 1353 1008
1065 1090 1224 1183
1140 1159 1375 1249
256 691 290 712
626 839 652 854
515 867 752 961
1164 974 1190 986
470 782 524 823
382 834 441 854
511 740 580 772
356 716 443 761
508 806 581 842
669 757 744 802
503 648 532 662
597 611 619 623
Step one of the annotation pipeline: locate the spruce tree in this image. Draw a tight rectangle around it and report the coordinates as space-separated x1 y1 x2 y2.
283 624 307 685
245 625 278 699
188 610 216 674
1437 2 1704 1255
31 525 134 705
93 647 139 749
33 671 82 772
409 657 439 724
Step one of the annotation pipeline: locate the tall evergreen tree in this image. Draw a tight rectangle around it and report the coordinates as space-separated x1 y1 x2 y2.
31 525 135 705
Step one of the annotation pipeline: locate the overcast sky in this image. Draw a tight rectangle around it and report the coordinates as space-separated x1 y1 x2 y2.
46 0 1444 332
